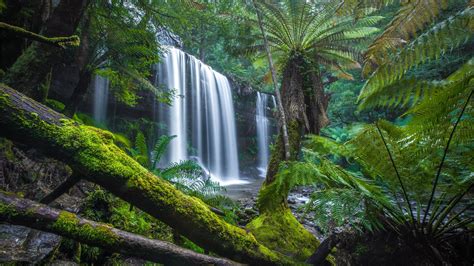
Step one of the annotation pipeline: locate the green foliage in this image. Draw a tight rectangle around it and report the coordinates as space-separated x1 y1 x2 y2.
45 99 65 112
251 1 381 78
134 131 149 167
111 132 132 150
0 0 6 13
151 135 176 169
359 7 474 108
81 188 174 241
83 1 170 106
297 53 473 262
149 134 224 199
72 112 95 126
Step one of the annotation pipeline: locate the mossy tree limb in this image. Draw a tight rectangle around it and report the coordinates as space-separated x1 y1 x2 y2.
1 0 88 101
0 22 80 48
0 85 290 265
0 191 241 266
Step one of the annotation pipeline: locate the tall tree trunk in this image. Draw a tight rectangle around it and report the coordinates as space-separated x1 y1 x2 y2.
259 56 307 211
0 84 290 265
64 69 92 117
309 67 330 135
0 192 241 266
2 0 89 101
252 0 291 162
64 12 91 117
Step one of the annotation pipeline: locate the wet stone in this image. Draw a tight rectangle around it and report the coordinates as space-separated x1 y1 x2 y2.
0 225 61 263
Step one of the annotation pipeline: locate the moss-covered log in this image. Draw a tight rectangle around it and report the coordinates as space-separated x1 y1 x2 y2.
0 191 241 266
0 84 289 265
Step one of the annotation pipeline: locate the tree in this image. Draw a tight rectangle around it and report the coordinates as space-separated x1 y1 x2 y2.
252 0 291 161
251 0 381 211
64 1 165 116
281 7 473 263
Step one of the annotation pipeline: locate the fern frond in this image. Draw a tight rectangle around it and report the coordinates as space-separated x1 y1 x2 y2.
151 135 176 169
359 7 474 106
364 0 450 72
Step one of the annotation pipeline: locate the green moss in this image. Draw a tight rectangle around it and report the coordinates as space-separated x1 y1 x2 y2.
52 211 119 246
0 86 292 264
45 99 65 112
247 208 319 261
0 138 15 161
0 202 17 218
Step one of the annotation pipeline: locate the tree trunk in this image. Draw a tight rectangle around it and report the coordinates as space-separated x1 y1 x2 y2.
309 67 330 135
0 191 241 266
64 69 92 117
64 12 91 117
0 84 289 265
2 0 89 101
261 56 306 206
252 0 291 161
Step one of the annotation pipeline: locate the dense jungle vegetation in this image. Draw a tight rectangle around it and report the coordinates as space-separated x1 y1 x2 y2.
0 0 472 265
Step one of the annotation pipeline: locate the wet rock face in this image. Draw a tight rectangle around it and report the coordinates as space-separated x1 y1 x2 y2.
0 225 61 263
157 27 183 48
0 139 93 263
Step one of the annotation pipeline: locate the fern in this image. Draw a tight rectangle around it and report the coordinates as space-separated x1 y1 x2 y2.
149 135 224 199
363 0 450 73
151 135 176 169
299 99 473 261
249 1 380 75
359 7 474 105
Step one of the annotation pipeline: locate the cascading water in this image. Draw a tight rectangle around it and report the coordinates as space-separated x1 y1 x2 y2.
256 92 275 177
92 75 109 124
156 47 243 185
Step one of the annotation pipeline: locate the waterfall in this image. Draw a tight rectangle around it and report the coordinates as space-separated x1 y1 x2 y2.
156 47 243 185
92 75 109 124
256 92 275 177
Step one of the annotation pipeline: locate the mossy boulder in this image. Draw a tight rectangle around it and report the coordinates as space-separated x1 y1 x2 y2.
247 208 319 261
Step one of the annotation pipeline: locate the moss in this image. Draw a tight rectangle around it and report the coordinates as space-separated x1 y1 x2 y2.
0 138 15 161
45 99 65 112
247 208 319 261
0 86 292 264
52 211 119 247
0 202 17 218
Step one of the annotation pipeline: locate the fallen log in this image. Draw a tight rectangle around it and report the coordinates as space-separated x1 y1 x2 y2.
40 174 81 204
0 85 288 265
0 191 241 266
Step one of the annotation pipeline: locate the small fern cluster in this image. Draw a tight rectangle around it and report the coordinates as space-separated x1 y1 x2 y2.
149 135 224 198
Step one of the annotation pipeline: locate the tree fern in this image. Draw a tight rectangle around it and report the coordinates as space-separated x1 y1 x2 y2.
359 7 474 106
363 0 450 73
300 104 472 262
251 1 381 74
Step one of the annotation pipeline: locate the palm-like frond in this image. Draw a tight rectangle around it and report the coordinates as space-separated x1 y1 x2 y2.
359 58 474 109
359 7 474 106
252 0 380 73
363 0 450 73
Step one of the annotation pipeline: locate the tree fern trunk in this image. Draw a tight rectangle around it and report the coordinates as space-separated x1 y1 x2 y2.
252 0 291 162
260 56 306 210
